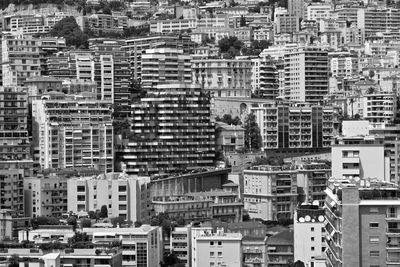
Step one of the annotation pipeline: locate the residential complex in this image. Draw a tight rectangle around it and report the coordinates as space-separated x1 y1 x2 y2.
32 92 114 173
116 83 215 176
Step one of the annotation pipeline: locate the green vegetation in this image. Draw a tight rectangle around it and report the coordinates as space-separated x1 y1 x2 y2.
50 17 88 49
218 36 243 59
243 113 262 152
30 216 59 229
215 114 242 126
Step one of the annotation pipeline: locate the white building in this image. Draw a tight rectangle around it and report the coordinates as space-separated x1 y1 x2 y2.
193 228 242 267
307 4 332 21
83 225 163 267
294 204 326 266
67 173 150 223
0 210 12 241
331 135 390 181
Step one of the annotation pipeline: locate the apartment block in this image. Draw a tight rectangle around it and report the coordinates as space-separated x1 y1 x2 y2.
256 57 284 99
294 204 326 265
141 48 191 87
331 135 389 181
275 14 300 34
358 8 400 37
1 34 66 86
32 92 113 173
152 189 243 223
284 47 329 104
83 225 163 267
0 169 24 217
363 92 397 126
242 236 267 267
243 165 299 221
116 83 215 176
307 4 332 21
328 52 359 78
251 104 334 153
123 34 196 80
193 228 242 267
324 178 400 267
67 173 150 223
192 58 252 98
266 230 294 266
24 175 68 218
150 19 197 33
215 122 245 153
76 14 128 34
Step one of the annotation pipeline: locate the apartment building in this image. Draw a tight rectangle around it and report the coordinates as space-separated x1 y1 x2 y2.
193 228 242 267
116 83 215 176
266 230 294 266
192 58 252 98
363 92 397 126
123 34 195 80
152 190 243 223
288 0 307 18
242 235 267 267
150 19 197 33
215 122 245 153
324 178 400 267
67 173 150 223
294 204 326 265
141 48 191 87
251 104 334 153
0 248 122 267
24 176 68 218
0 169 24 217
76 14 128 34
307 4 332 21
32 92 113 173
170 226 192 266
275 14 300 34
328 52 359 78
284 47 329 104
256 57 284 99
297 162 331 206
358 8 400 37
243 165 298 221
83 225 163 267
1 34 66 86
331 135 390 181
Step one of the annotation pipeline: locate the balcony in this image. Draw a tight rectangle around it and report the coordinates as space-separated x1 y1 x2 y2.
387 228 400 235
387 213 400 221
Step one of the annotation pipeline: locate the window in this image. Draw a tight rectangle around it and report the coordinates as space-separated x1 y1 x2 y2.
218 252 222 258
369 251 379 257
311 247 315 251
217 241 222 246
209 241 214 246
210 263 215 267
119 185 127 192
77 186 85 192
369 237 379 243
77 195 85 201
119 195 127 201
210 252 214 258
311 237 315 241
311 227 315 232
369 223 379 228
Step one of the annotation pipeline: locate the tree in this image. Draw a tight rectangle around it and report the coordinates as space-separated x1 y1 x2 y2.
8 254 19 267
160 252 182 267
240 15 246 27
31 216 59 229
243 113 262 151
216 114 241 125
39 242 65 251
134 221 143 227
80 218 92 228
50 17 88 48
110 216 127 227
100 205 108 218
68 232 92 248
218 36 243 58
67 216 77 231
150 213 173 237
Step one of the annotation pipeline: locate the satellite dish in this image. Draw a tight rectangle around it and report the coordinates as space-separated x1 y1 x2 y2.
299 217 305 223
360 180 365 187
305 215 311 222
312 219 315 222
366 181 371 187
318 215 325 222
312 200 319 206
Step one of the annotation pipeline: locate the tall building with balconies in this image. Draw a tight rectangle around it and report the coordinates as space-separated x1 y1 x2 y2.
256 57 282 99
1 34 66 86
243 165 299 221
363 92 397 126
251 103 334 153
141 48 191 88
123 35 196 80
284 47 329 104
116 83 215 176
324 178 400 267
192 58 252 98
32 92 113 173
